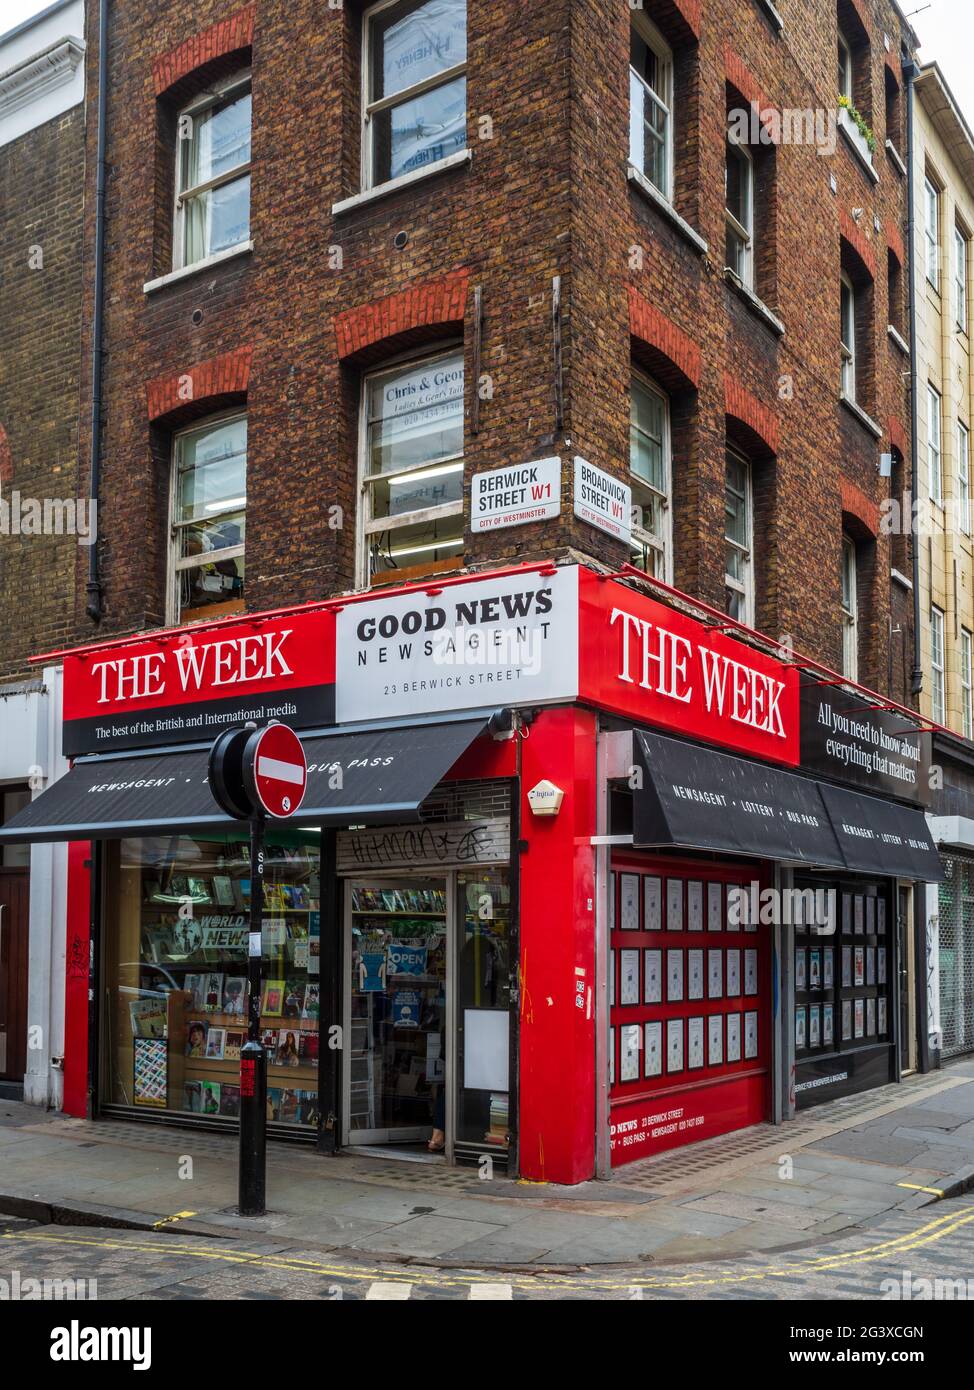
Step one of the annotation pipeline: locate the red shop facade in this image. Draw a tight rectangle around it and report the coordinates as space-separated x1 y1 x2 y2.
0 562 942 1185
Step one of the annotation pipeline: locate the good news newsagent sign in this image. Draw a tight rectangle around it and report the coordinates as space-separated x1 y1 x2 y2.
59 566 800 765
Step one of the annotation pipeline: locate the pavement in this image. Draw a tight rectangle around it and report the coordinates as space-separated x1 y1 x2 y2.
2 1059 974 1269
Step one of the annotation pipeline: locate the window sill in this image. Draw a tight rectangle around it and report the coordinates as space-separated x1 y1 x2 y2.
143 241 254 295
723 269 785 336
839 392 883 438
755 0 784 33
891 568 913 592
887 323 910 355
885 139 906 177
332 149 473 216
839 115 879 185
627 164 708 255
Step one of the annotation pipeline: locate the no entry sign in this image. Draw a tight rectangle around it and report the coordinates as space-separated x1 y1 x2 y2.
245 723 308 819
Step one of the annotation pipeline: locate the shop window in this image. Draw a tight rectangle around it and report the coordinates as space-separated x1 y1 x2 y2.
169 412 246 624
359 346 464 587
955 223 969 334
725 448 753 624
925 176 941 290
629 14 673 200
102 833 321 1128
928 383 943 503
793 881 893 1094
841 533 858 681
962 628 973 740
931 605 946 724
840 271 857 399
629 373 671 580
960 421 971 534
725 136 753 289
362 0 467 190
174 73 251 271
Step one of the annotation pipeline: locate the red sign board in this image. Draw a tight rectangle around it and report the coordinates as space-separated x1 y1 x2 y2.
62 609 335 756
247 724 307 819
578 569 800 766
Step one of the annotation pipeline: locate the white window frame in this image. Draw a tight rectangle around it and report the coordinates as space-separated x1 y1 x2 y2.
931 605 946 725
963 628 974 739
173 70 252 273
628 372 672 582
955 224 969 334
725 135 754 289
928 383 943 504
925 177 940 289
168 409 247 625
629 13 674 201
840 271 856 400
724 446 754 626
361 0 467 194
959 420 970 534
356 344 465 588
838 30 853 102
841 534 858 683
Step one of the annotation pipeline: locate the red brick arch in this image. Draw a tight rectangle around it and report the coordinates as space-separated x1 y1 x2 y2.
335 269 471 364
152 6 255 97
723 374 779 456
146 346 253 422
628 287 701 392
840 476 880 540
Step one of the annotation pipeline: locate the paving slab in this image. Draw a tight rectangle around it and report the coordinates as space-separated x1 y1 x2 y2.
680 1192 824 1230
349 1214 505 1257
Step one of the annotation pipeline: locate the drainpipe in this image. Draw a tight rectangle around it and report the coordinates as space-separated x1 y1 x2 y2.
903 54 922 697
85 0 109 623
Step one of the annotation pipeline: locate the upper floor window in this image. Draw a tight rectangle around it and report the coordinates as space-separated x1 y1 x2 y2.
629 374 671 580
629 15 672 199
963 628 973 740
359 347 465 586
960 421 971 534
840 535 858 681
175 74 251 271
170 413 246 623
928 383 943 503
837 29 853 102
363 0 467 189
840 272 856 399
924 177 940 289
955 224 969 334
931 605 946 725
725 449 753 624
725 136 753 288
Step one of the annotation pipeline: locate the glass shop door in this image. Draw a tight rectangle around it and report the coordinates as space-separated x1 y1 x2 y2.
345 879 449 1148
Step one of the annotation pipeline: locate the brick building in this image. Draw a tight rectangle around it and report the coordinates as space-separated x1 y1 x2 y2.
4 0 949 1181
76 0 917 697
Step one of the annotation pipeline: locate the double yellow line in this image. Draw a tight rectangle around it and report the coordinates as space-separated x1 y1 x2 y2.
4 1204 973 1293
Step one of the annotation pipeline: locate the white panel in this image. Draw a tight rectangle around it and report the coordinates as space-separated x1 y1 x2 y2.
463 1008 509 1091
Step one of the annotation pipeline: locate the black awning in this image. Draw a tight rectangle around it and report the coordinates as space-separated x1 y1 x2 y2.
0 718 488 844
633 731 846 867
818 783 945 881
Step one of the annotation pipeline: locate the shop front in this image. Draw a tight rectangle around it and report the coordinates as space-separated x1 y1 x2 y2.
0 561 942 1185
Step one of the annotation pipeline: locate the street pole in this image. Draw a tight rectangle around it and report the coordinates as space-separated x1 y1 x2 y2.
239 812 267 1216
